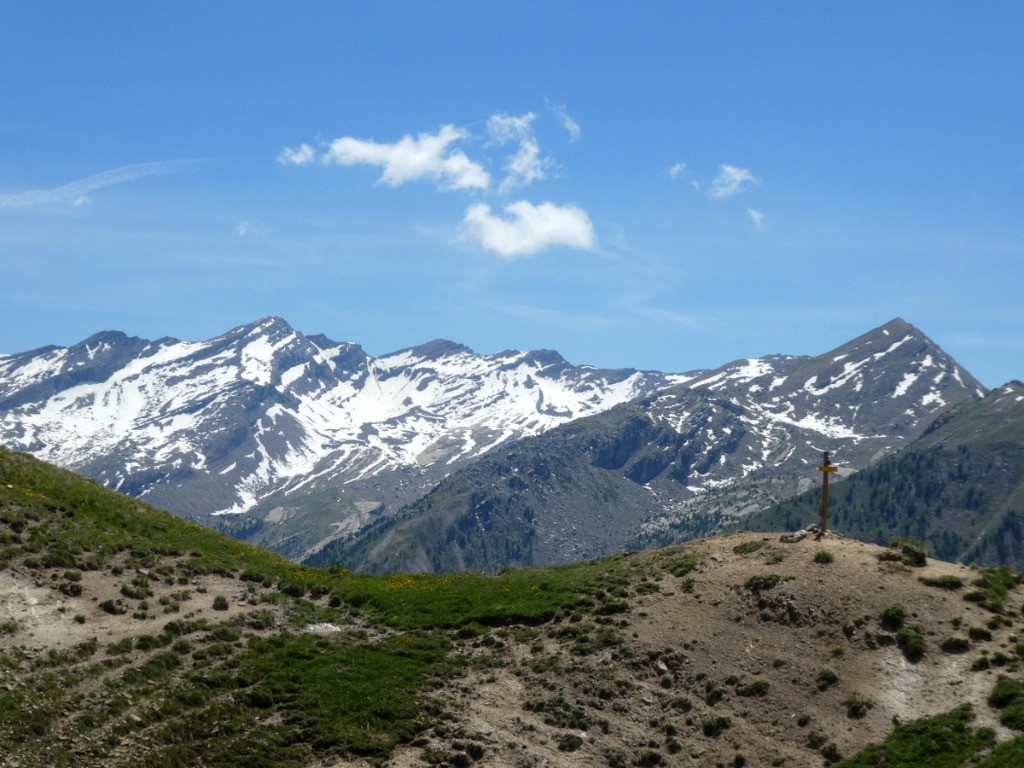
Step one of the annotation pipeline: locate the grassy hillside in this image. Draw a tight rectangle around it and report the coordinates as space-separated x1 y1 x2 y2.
3 446 1024 767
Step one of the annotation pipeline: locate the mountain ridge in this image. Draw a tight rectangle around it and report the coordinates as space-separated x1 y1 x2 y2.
306 318 987 573
0 315 690 521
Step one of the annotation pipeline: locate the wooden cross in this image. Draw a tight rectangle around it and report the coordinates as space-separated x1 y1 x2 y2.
818 451 837 535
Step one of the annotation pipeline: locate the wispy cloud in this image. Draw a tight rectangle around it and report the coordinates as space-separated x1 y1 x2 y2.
709 164 758 199
235 220 258 237
324 125 490 190
301 125 490 190
546 100 581 142
747 207 765 228
487 112 535 144
617 295 701 327
461 200 596 258
0 161 197 209
500 138 548 192
486 112 550 193
277 143 316 166
497 302 610 329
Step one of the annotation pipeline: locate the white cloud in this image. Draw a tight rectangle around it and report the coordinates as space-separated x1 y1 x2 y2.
277 143 316 166
322 124 489 190
487 112 535 144
499 138 548 193
747 207 765 228
668 162 687 179
236 220 258 237
546 100 581 142
0 161 196 208
485 112 549 192
461 200 595 258
709 164 758 199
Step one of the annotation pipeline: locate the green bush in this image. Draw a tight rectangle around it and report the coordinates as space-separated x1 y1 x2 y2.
968 626 993 642
816 668 839 691
880 605 907 632
919 575 964 590
733 540 765 555
556 733 584 752
702 716 731 738
940 637 971 654
806 730 827 749
814 550 835 564
737 679 770 697
847 694 874 719
891 539 928 567
821 742 842 764
989 676 1024 709
896 628 927 663
1000 703 1024 731
212 595 229 611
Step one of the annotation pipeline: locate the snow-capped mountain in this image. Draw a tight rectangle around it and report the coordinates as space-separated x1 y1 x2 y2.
0 316 688 518
0 316 988 571
309 319 988 573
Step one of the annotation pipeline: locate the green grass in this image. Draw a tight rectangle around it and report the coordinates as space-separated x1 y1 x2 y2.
976 736 1024 767
919 575 965 590
732 540 765 555
963 566 1022 614
0 446 670 767
834 704 995 767
159 632 451 763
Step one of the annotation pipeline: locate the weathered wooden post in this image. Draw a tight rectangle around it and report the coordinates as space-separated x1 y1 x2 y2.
818 451 837 536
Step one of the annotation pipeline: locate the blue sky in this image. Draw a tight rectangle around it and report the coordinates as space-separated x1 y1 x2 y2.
2 2 1022 388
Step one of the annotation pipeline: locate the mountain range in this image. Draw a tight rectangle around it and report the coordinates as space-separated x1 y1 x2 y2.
0 317 995 572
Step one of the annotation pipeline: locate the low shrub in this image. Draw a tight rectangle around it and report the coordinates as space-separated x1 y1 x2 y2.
733 540 765 555
816 668 839 691
896 628 927 663
880 605 907 632
737 679 770 697
702 716 731 738
988 677 1024 709
745 574 793 594
847 694 874 719
940 637 971 654
920 575 964 590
